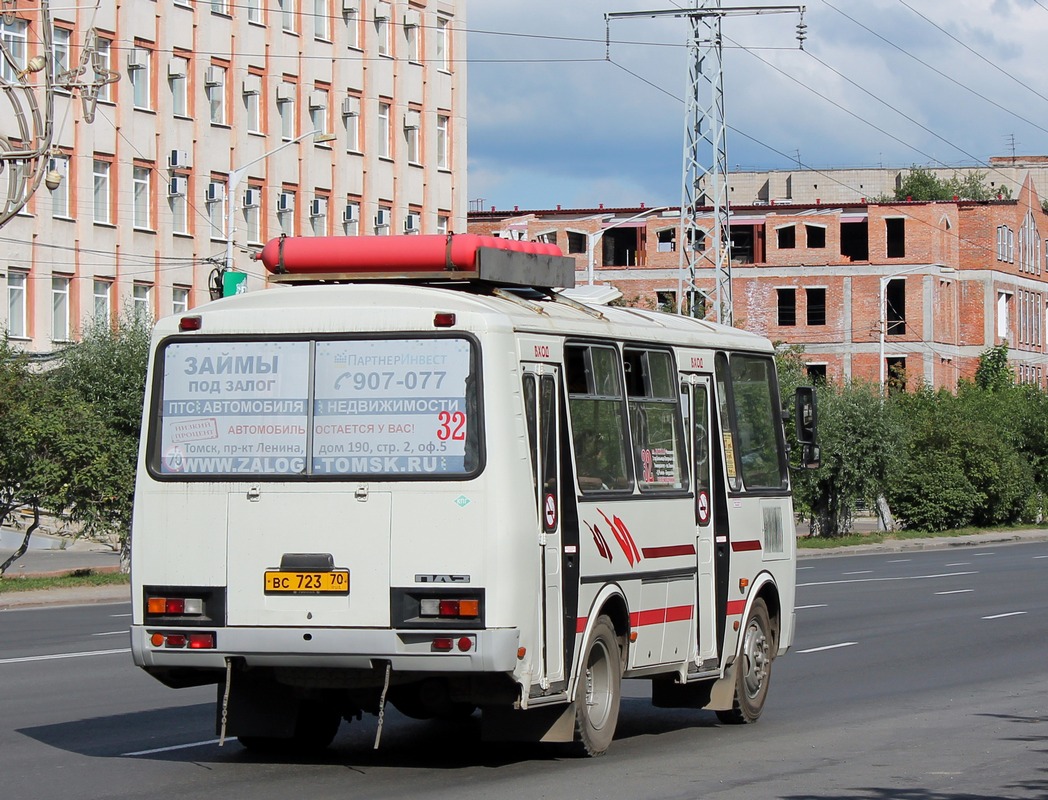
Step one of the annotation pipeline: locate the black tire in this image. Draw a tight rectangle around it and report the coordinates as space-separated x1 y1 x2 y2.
238 702 341 755
716 598 773 725
573 615 622 757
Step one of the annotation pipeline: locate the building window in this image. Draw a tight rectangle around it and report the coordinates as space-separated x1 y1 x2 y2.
206 63 227 125
437 213 449 235
92 158 111 224
776 225 795 249
53 26 72 87
52 276 71 342
48 154 70 218
211 0 230 14
375 3 391 56
172 286 190 315
170 173 189 235
375 204 392 235
243 184 262 244
280 0 298 33
806 287 826 326
93 34 113 103
436 114 449 170
404 109 420 164
0 18 28 83
343 198 360 236
278 188 296 235
998 291 1012 339
886 278 906 336
247 0 263 24
405 10 421 63
310 194 328 236
169 55 189 117
93 279 112 324
278 85 296 140
128 45 152 109
567 231 586 254
378 101 391 158
314 0 330 40
133 283 152 320
886 357 907 395
6 271 27 338
805 224 826 248
309 87 329 138
244 73 263 133
806 364 827 383
436 15 450 71
346 6 361 49
343 94 361 152
656 290 677 313
132 165 152 230
886 218 906 258
776 288 796 326
207 180 228 240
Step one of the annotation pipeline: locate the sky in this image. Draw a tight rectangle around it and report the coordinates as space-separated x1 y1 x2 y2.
466 0 1048 212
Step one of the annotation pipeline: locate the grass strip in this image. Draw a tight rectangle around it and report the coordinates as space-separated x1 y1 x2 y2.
0 570 129 593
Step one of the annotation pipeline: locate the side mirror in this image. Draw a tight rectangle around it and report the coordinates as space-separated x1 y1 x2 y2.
794 386 819 469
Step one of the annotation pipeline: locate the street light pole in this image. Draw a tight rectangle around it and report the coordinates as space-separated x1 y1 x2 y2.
878 264 955 394
586 206 669 285
223 129 334 275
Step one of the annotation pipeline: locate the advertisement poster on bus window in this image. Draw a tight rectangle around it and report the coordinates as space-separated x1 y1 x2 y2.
158 341 311 475
312 338 472 476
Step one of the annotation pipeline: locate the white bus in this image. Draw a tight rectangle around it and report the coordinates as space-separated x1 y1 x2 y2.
130 235 818 756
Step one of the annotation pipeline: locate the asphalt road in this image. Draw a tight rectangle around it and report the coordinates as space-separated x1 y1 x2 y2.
1 542 1044 800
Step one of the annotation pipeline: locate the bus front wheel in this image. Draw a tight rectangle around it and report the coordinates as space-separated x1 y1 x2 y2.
717 598 772 725
573 615 622 757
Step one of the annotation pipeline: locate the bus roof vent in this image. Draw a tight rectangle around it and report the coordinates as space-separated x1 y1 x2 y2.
256 234 576 290
558 283 623 306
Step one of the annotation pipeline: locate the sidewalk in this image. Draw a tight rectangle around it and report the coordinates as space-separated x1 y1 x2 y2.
797 527 1048 558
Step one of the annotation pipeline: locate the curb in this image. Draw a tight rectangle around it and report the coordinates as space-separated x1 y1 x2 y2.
0 583 130 611
797 529 1048 558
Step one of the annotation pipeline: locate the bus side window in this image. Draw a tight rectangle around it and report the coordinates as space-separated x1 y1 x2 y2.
523 374 539 500
565 344 632 493
623 348 688 492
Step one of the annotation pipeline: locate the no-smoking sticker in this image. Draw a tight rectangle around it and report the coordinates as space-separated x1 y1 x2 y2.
697 490 711 526
544 493 558 529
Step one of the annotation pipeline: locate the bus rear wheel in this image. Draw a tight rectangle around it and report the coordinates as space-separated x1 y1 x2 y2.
573 615 622 757
717 598 772 725
237 702 341 755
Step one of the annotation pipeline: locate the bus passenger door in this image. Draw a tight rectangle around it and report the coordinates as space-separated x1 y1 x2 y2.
683 374 719 669
522 366 564 688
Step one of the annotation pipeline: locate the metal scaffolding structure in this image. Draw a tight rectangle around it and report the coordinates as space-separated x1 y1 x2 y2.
607 2 806 326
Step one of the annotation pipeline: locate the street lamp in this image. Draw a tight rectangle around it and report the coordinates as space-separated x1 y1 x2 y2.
223 129 336 276
586 206 670 285
878 264 955 393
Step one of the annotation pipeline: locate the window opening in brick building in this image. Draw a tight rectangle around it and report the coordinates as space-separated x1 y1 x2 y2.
997 291 1011 339
805 363 827 383
805 224 826 249
886 278 906 335
730 225 754 264
656 290 676 313
603 227 639 267
566 231 586 255
686 228 706 253
657 228 676 252
776 225 795 249
841 219 868 261
886 357 907 394
806 287 826 326
777 288 796 326
886 218 905 258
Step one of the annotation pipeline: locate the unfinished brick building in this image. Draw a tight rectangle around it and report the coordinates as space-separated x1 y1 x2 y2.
469 176 1048 392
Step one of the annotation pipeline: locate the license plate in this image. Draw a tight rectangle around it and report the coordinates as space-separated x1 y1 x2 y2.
263 570 350 595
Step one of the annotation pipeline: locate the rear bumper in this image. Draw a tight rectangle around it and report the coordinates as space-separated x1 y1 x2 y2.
130 625 521 673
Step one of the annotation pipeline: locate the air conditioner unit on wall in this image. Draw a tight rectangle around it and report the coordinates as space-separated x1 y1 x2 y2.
342 0 358 11
168 57 188 78
127 48 146 69
342 204 358 223
375 209 390 228
243 188 261 209
206 183 225 202
341 96 360 117
404 110 421 130
276 83 295 102
204 66 224 86
168 176 188 197
310 198 327 217
168 149 190 169
277 192 295 213
404 213 419 232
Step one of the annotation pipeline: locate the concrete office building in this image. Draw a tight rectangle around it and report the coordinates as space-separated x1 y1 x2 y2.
1 0 466 354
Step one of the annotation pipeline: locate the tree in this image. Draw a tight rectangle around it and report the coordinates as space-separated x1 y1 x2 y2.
974 342 1013 391
49 310 151 569
891 166 1007 202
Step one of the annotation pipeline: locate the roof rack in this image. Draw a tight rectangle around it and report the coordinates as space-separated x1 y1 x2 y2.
256 234 577 290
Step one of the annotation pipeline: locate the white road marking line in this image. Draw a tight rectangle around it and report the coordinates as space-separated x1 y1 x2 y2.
798 571 977 588
983 611 1027 620
92 630 129 636
886 559 911 563
797 642 857 654
110 613 132 618
1034 555 1048 560
795 604 828 610
971 552 995 557
945 562 970 567
797 566 814 570
0 648 130 665
936 589 973 595
123 738 222 757
842 570 873 575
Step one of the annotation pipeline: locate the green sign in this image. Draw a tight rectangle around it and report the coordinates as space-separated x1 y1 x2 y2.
222 270 248 297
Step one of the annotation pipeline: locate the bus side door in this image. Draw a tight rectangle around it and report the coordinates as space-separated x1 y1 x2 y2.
522 365 565 688
682 373 719 669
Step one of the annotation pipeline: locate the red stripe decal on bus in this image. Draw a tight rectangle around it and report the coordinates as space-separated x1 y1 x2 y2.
640 544 697 558
731 540 762 552
576 617 588 634
629 605 694 627
726 600 747 616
